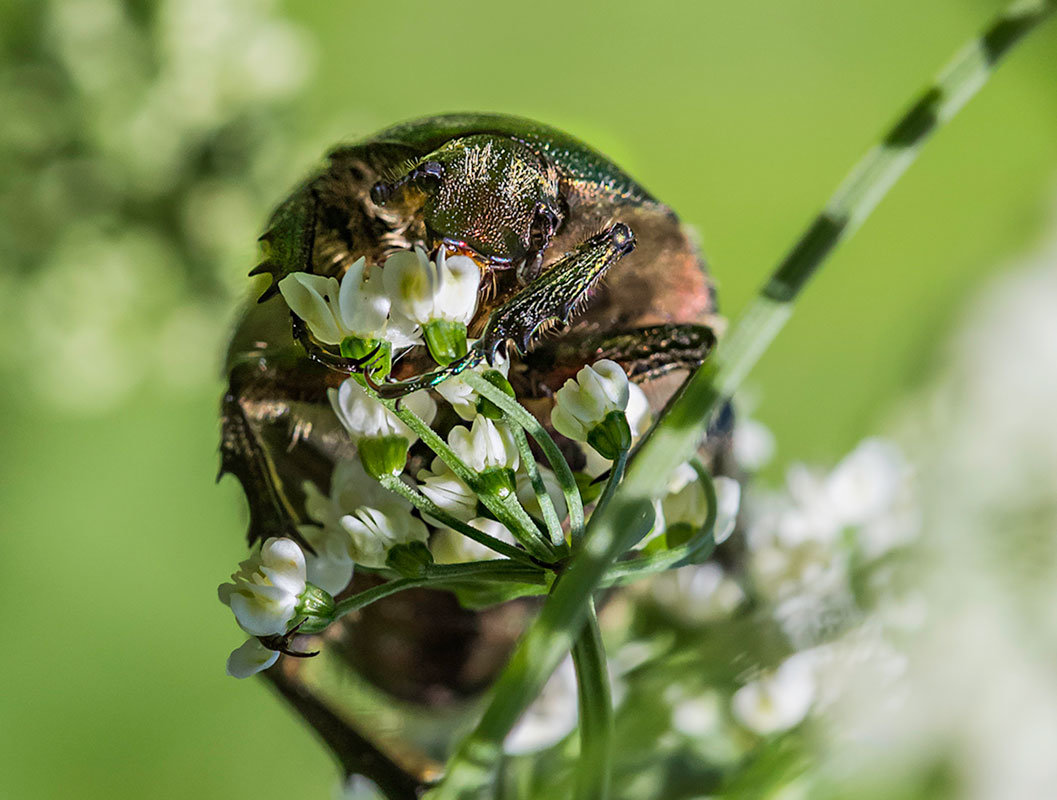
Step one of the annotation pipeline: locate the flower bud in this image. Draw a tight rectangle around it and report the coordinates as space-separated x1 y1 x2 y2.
422 319 469 366
386 541 435 577
291 582 336 634
475 369 516 420
358 434 410 479
585 408 633 461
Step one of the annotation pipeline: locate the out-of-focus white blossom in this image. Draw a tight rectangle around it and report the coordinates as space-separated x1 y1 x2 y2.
218 537 306 636
226 637 280 679
515 465 569 524
341 505 429 569
278 258 393 346
418 469 479 522
505 656 579 754
551 359 630 444
651 562 746 624
732 653 816 735
383 247 481 337
733 417 776 472
328 377 436 445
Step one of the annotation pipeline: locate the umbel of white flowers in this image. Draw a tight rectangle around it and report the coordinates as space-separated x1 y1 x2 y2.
551 359 634 461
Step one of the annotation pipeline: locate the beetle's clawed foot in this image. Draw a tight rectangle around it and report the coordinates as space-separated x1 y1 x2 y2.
258 620 320 659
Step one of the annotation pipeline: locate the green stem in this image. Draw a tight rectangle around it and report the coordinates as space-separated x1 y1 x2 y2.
571 601 612 800
427 5 1053 795
463 372 586 544
333 560 545 619
384 399 558 563
585 448 628 541
377 474 537 566
511 425 565 548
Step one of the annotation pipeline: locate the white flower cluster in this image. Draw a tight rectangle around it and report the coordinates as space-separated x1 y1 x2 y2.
278 247 481 359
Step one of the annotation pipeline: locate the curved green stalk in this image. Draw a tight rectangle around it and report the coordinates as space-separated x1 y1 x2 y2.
333 559 546 619
571 601 612 800
511 425 566 548
463 372 586 543
427 5 1055 796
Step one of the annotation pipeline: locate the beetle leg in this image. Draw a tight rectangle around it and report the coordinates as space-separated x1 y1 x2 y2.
371 222 636 399
516 322 719 396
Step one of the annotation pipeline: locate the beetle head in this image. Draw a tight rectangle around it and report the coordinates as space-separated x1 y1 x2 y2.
372 135 562 270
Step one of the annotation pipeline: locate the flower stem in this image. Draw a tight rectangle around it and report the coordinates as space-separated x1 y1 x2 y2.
426 5 1054 795
377 474 537 566
510 425 566 548
571 601 612 800
463 372 586 544
333 559 546 619
383 398 558 563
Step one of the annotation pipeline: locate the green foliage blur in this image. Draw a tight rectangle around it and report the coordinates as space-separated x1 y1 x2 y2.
1 1 1055 798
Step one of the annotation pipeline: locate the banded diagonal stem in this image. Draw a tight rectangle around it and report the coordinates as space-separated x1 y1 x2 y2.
426 3 1056 797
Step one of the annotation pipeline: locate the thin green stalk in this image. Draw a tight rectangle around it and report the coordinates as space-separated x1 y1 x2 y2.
377 474 537 566
585 448 628 542
463 372 586 543
571 601 612 800
427 5 1053 796
333 560 545 619
384 399 558 563
511 425 565 548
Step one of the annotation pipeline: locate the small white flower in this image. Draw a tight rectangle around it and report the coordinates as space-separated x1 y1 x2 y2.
583 381 652 476
218 537 306 636
277 257 394 345
303 457 425 571
448 416 520 472
430 517 517 564
505 656 580 754
383 246 481 338
226 637 280 679
731 653 816 735
551 359 630 444
435 349 510 420
418 468 479 522
328 377 436 445
713 476 742 545
340 504 429 569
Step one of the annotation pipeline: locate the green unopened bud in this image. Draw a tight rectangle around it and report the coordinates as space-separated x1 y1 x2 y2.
292 583 336 634
340 336 391 379
423 319 468 366
586 409 632 461
386 541 435 578
477 466 517 500
358 434 410 479
476 369 517 420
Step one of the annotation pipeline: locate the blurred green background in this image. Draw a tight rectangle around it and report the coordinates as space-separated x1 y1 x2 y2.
1 0 1055 797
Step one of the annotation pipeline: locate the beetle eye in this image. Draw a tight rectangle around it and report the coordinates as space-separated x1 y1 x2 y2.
369 181 391 206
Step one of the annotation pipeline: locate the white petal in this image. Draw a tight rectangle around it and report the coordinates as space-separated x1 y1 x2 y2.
259 537 307 595
278 273 345 345
228 587 296 636
384 247 438 325
550 401 588 442
435 253 481 324
226 638 280 679
586 359 630 410
338 258 390 338
306 551 355 596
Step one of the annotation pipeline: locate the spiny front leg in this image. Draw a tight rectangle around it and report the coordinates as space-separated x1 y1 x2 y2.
477 222 636 363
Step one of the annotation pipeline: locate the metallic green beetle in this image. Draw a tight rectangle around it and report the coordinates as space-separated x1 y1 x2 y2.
220 113 720 789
